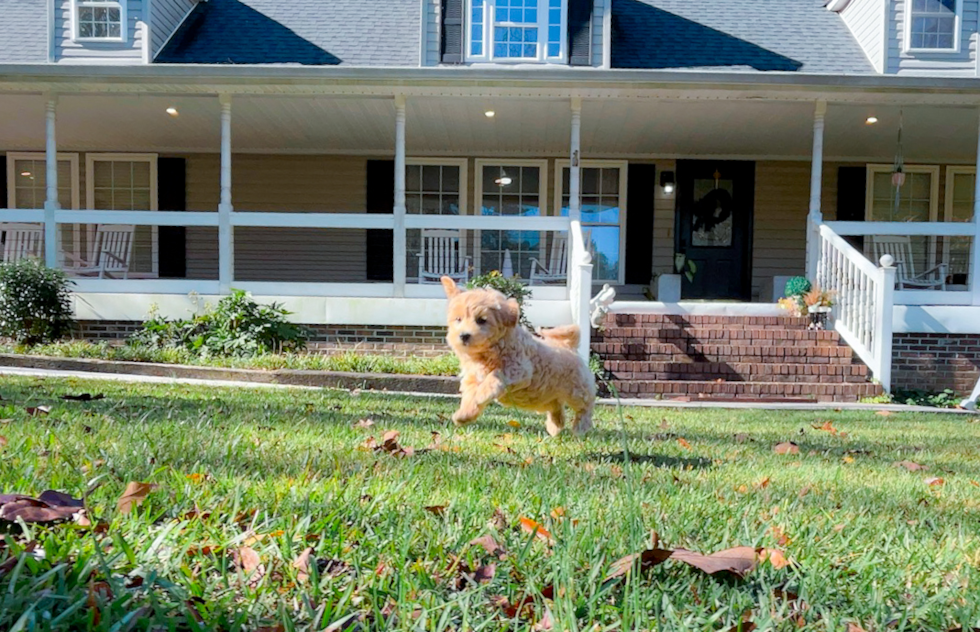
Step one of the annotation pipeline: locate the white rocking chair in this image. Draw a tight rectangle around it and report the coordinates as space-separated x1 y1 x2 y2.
417 229 470 284
528 229 591 285
870 235 946 290
62 224 135 279
1 223 44 263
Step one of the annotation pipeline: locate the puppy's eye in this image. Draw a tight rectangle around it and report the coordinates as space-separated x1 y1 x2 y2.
475 316 487 325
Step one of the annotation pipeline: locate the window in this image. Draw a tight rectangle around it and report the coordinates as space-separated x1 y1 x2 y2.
5 152 81 262
86 154 158 277
556 161 627 283
468 0 566 63
944 166 974 284
406 159 468 280
74 0 126 41
475 160 547 278
906 0 960 52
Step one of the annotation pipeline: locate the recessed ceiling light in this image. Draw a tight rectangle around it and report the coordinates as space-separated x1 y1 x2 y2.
20 171 31 177
865 116 878 125
166 107 179 117
485 110 495 118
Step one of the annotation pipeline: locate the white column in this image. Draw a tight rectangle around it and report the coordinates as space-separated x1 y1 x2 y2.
43 95 59 268
569 97 582 224
393 95 407 297
874 255 896 393
218 94 234 293
971 106 980 305
805 99 827 282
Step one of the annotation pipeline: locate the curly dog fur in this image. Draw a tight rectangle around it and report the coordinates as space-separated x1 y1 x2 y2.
441 276 596 436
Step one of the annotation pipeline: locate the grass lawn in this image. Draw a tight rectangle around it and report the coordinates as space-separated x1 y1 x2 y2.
1 376 979 631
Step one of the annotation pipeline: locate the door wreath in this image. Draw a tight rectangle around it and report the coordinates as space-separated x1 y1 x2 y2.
692 188 734 233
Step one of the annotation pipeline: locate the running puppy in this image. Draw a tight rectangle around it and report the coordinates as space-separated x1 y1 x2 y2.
441 276 595 436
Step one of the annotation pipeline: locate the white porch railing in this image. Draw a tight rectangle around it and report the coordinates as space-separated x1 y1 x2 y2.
815 223 897 391
567 219 594 360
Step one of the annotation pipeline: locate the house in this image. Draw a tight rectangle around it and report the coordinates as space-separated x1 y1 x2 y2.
1 0 979 400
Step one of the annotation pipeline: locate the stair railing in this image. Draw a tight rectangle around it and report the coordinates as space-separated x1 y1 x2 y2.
815 223 897 392
567 220 595 361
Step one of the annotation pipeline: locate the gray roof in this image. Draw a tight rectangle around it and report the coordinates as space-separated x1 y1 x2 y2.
0 0 48 63
611 0 875 74
156 0 420 66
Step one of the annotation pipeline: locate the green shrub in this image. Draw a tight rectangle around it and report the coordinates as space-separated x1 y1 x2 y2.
467 270 533 328
891 388 959 408
0 259 75 345
784 276 812 298
129 289 308 357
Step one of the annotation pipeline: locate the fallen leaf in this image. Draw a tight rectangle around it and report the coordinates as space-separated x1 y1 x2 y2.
734 433 752 443
0 541 38 576
490 508 509 531
604 548 672 581
812 420 838 435
185 473 205 483
846 624 868 632
471 534 508 559
0 436 7 448
768 525 790 546
61 393 105 402
474 563 496 584
549 506 565 519
971 480 980 488
116 482 157 515
533 608 554 631
760 548 792 569
354 418 374 428
925 477 945 487
293 547 313 583
774 442 800 455
677 437 691 450
669 546 759 578
424 505 447 515
254 626 285 632
243 530 285 546
519 517 554 544
232 546 265 586
895 460 928 471
876 410 893 417
798 485 812 499
507 420 521 429
755 477 771 489
843 455 855 464
727 619 757 632
25 406 50 416
0 490 85 523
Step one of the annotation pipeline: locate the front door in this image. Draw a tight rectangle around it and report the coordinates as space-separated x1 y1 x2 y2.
675 160 754 300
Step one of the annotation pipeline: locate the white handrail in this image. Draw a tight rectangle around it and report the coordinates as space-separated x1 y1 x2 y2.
567 219 594 360
406 215 571 231
826 221 976 237
816 223 896 392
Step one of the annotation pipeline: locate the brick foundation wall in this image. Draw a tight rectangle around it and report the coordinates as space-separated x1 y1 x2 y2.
74 321 450 358
892 333 980 395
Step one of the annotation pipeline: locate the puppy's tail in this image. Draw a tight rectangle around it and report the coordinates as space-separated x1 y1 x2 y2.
537 324 580 350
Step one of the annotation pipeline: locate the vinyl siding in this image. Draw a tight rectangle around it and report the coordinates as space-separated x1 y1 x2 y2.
56 0 144 63
0 0 48 62
150 0 195 57
184 155 370 283
887 0 979 75
591 0 604 67
423 0 440 66
839 0 885 73
651 159 676 280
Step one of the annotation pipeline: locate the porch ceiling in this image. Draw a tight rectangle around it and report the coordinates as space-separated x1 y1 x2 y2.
0 93 978 163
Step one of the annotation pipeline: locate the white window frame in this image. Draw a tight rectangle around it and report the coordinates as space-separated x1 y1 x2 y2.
72 0 127 43
554 159 629 285
406 158 469 280
942 165 974 282
465 0 568 64
473 158 549 276
85 153 158 276
864 164 940 222
904 0 961 54
6 152 81 264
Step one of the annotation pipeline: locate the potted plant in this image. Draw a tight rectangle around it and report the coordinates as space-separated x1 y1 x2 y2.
802 287 835 330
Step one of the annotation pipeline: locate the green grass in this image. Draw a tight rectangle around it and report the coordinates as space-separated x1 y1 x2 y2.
1 376 980 631
0 341 460 376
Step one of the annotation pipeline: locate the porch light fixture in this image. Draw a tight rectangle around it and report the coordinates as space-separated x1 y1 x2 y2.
20 171 31 177
166 107 179 117
660 170 676 195
865 116 878 125
495 175 512 186
485 110 495 118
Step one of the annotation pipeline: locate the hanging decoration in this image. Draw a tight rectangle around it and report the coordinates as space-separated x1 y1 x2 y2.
891 109 905 218
692 169 733 232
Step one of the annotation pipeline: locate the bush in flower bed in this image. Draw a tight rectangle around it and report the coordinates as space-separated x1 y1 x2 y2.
0 259 75 345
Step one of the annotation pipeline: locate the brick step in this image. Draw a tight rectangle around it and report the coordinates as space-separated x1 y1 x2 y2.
594 327 842 344
592 342 858 363
603 315 811 329
602 360 869 383
607 380 883 401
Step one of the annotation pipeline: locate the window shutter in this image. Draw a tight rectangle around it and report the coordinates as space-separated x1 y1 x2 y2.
366 160 395 281
568 0 593 66
157 157 187 278
441 0 465 64
0 156 7 209
625 163 655 284
836 166 866 251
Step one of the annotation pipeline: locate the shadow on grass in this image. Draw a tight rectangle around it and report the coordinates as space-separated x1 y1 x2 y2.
583 451 713 470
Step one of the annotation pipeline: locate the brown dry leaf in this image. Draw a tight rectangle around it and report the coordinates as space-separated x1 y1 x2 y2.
0 541 38 576
774 442 800 455
846 624 868 632
876 410 893 417
354 418 375 428
926 477 946 487
507 420 521 429
549 506 565 519
185 473 205 483
25 406 51 417
0 436 7 448
677 437 692 450
769 525 791 546
759 548 792 569
254 626 285 632
243 530 285 546
726 618 757 632
533 608 554 631
812 420 838 435
233 546 265 586
424 505 447 516
0 490 85 523
117 482 157 515
293 547 313 583
471 534 508 560
604 548 672 582
734 433 752 443
895 460 928 471
755 477 771 489
669 546 759 579
970 480 980 488
519 517 554 544
843 455 855 464
473 563 496 584
798 485 812 499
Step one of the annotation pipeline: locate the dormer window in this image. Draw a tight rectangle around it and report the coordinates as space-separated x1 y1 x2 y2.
74 0 126 42
906 0 960 53
467 0 566 63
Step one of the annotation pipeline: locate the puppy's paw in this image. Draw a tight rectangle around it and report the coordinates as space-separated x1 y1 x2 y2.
452 404 480 426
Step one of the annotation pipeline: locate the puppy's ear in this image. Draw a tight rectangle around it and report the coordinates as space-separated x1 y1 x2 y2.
499 298 520 328
441 276 462 299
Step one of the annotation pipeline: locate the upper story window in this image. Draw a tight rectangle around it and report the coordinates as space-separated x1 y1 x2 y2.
74 0 126 42
905 0 960 52
468 0 566 63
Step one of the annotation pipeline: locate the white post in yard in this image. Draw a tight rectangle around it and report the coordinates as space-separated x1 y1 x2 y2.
43 94 59 268
218 94 234 293
568 96 582 295
805 99 827 283
970 106 980 306
393 95 407 297
874 254 896 393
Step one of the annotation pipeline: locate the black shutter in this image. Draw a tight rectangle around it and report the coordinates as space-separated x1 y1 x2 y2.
366 160 395 281
625 163 655 285
441 0 465 64
1 155 7 209
157 157 187 278
568 0 593 66
836 166 866 251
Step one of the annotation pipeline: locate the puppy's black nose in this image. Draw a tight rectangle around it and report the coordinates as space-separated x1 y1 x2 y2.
459 333 472 344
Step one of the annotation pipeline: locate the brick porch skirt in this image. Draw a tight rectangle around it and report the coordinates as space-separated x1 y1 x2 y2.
74 321 451 358
891 333 980 394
